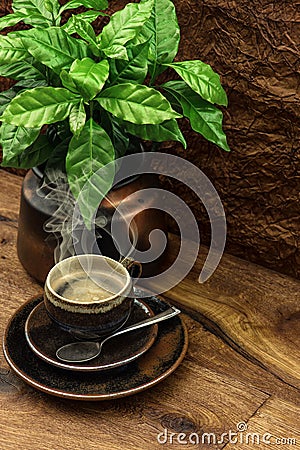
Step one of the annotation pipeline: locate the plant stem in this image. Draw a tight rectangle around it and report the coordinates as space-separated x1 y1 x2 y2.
89 102 94 120
149 63 157 86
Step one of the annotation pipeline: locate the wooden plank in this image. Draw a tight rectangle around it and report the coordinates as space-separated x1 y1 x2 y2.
0 169 299 450
163 235 300 390
183 315 300 405
223 397 300 449
0 170 22 219
0 323 268 450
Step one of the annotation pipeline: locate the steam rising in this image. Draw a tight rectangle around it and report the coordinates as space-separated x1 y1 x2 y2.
38 166 118 264
37 167 126 298
38 167 78 264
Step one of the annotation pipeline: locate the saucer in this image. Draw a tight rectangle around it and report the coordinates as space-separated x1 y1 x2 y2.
3 293 188 400
24 298 158 372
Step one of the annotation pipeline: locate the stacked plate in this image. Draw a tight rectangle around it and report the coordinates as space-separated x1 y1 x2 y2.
3 290 188 400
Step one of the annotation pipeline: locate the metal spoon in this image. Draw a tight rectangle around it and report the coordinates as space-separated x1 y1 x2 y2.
56 306 181 363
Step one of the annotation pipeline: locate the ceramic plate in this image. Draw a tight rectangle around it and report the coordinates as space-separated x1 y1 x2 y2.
3 293 188 400
24 298 158 372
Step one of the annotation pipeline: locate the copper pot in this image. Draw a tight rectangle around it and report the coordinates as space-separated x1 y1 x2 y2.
17 169 167 284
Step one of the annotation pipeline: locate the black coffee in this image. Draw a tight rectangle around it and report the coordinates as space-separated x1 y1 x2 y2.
54 272 125 303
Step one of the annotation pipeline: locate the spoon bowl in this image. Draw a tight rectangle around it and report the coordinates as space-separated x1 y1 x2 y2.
56 306 181 363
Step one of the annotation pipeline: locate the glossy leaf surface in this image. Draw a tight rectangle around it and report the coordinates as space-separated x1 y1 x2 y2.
21 27 89 73
109 41 149 85
168 60 228 106
12 0 54 26
0 12 26 31
59 0 108 14
0 124 40 166
71 17 97 45
68 58 109 100
97 83 181 125
142 0 179 80
66 118 115 226
0 58 46 81
0 87 80 127
98 1 153 50
124 119 186 148
163 81 230 151
62 11 105 34
0 35 29 63
69 100 86 135
4 134 53 168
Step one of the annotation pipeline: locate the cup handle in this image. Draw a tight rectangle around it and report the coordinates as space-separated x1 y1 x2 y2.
120 257 142 279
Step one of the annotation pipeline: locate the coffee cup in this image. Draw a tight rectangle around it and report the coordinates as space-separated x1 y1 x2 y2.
44 254 141 337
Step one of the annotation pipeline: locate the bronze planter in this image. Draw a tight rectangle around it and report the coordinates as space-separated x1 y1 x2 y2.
17 169 167 283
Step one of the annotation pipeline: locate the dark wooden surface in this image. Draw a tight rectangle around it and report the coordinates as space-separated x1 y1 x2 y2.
0 169 299 449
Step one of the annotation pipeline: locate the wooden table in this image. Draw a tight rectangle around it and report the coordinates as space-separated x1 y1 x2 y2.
0 169 299 450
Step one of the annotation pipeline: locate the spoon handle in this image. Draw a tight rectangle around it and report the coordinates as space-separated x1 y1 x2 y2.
105 306 181 341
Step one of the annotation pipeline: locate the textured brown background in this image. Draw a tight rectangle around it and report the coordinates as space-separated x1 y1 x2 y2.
1 0 299 278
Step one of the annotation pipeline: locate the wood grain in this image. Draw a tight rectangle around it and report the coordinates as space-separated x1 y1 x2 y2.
163 234 300 390
224 398 300 449
0 170 299 450
0 361 268 450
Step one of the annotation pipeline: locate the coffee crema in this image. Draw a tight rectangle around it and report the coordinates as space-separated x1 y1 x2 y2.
52 271 126 304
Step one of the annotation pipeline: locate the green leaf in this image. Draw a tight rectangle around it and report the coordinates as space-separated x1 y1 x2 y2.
102 45 128 60
12 0 54 27
13 79 48 89
46 122 71 146
0 87 80 127
13 0 52 17
69 100 86 135
0 88 19 115
21 27 89 73
88 43 101 58
0 123 40 165
22 13 55 28
62 11 107 34
96 83 181 125
109 119 130 158
59 0 108 14
163 81 230 151
98 1 153 50
100 111 129 158
45 137 70 174
168 61 228 106
45 0 58 14
0 35 29 64
0 58 46 81
0 81 47 115
72 16 97 45
142 0 180 80
127 25 151 47
109 41 149 85
66 118 115 226
124 119 186 148
1 134 52 168
60 70 79 94
0 12 26 31
68 58 109 100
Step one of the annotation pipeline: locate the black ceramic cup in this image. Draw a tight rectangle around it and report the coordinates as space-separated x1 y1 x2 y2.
44 254 140 337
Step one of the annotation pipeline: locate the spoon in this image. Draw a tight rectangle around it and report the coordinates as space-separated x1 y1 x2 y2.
56 306 181 363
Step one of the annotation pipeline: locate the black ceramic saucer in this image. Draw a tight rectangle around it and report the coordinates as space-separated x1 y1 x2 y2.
24 298 158 372
3 293 188 400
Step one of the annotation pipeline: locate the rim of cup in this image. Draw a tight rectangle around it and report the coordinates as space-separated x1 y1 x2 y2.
45 254 131 304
